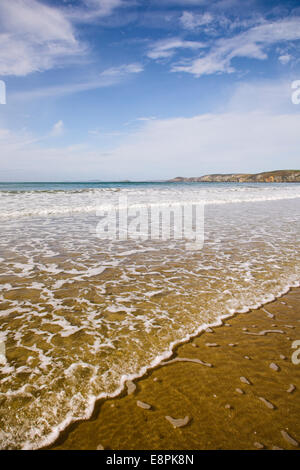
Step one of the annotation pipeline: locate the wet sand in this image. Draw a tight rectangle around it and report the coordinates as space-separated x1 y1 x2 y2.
50 288 300 450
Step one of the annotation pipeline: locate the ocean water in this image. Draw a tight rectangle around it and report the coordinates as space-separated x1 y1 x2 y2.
0 181 299 449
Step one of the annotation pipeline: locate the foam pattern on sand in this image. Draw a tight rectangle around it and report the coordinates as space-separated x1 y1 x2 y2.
0 186 299 449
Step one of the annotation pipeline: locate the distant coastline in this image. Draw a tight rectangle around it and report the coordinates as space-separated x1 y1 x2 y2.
168 170 300 183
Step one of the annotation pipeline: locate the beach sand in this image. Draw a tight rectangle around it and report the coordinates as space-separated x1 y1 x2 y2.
50 288 300 450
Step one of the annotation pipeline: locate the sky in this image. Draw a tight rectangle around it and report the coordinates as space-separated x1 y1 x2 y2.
0 0 300 181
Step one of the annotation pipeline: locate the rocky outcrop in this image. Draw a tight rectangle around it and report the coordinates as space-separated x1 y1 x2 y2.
168 170 300 183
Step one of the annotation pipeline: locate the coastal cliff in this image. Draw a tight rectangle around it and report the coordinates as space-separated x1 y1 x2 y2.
169 170 300 183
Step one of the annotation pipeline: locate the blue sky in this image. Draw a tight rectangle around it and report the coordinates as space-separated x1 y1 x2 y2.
0 0 300 181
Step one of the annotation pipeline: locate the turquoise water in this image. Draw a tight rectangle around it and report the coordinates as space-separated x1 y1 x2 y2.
1 181 299 192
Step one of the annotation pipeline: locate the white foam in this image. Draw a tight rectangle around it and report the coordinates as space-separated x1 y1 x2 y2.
0 184 299 450
1 183 300 219
20 280 299 451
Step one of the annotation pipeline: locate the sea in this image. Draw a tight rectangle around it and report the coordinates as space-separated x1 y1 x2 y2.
0 181 299 449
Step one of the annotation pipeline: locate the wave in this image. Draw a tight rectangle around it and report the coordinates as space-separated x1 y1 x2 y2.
1 192 300 219
0 187 299 449
21 278 299 450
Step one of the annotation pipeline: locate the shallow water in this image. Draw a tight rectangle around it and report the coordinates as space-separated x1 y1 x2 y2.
0 182 299 449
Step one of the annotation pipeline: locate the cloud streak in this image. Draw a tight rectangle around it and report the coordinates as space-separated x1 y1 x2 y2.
51 120 64 137
147 38 206 60
66 0 128 23
0 0 84 76
2 80 300 180
0 0 128 76
11 63 144 100
180 11 214 30
172 17 300 76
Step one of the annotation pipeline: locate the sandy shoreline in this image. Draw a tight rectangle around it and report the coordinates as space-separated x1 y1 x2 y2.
49 288 300 450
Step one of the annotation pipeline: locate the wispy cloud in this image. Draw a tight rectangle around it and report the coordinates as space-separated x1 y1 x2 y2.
100 63 143 76
0 0 129 77
147 38 206 60
0 0 84 76
155 0 208 4
278 54 292 64
172 17 300 76
2 78 300 180
88 129 126 137
89 111 300 178
66 0 128 23
51 120 64 137
11 63 144 100
180 11 214 30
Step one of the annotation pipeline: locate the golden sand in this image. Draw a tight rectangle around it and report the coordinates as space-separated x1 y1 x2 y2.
50 288 300 450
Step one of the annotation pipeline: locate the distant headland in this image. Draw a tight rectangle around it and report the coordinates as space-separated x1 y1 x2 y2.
168 170 300 183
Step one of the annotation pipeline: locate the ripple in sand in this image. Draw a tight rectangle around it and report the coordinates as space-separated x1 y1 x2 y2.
165 415 190 428
280 430 299 447
244 330 284 336
262 307 274 318
161 357 212 367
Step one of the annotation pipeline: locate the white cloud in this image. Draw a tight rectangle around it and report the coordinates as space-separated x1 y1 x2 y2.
278 54 292 64
88 129 125 137
0 129 106 180
1 0 75 42
100 63 143 76
0 0 83 76
51 120 64 137
2 77 300 180
11 63 143 100
227 80 296 113
99 111 300 178
172 17 300 76
2 103 300 180
0 0 128 77
67 0 126 22
156 1 208 4
180 11 214 30
147 38 206 60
